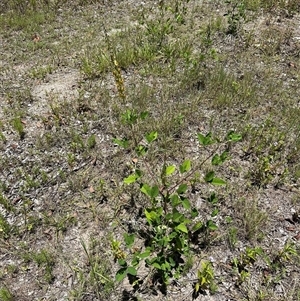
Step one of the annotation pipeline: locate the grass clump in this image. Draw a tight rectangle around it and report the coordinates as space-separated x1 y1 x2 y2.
0 286 14 301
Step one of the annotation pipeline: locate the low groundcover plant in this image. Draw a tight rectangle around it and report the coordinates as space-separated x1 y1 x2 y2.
112 112 241 290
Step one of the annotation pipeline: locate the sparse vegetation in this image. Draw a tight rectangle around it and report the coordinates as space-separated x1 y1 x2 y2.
0 0 300 300
0 286 14 301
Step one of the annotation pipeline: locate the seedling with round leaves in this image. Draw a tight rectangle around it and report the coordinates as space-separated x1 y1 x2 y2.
113 112 242 287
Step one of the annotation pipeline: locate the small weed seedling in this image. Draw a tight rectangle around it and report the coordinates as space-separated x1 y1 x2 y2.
272 241 298 269
193 261 217 297
232 246 263 285
0 213 12 239
224 0 246 36
11 117 25 140
227 226 238 250
32 249 55 283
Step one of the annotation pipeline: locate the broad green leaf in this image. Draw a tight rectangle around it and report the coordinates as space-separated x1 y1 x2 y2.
152 262 161 269
127 266 137 276
201 276 207 286
144 210 152 222
124 173 139 184
169 257 176 267
145 131 158 143
145 207 162 224
140 183 151 197
211 154 221 166
176 223 188 233
226 130 242 142
141 183 159 198
169 231 177 239
161 262 170 271
191 208 199 218
182 198 191 210
124 233 135 248
207 220 218 231
131 254 140 266
150 185 160 198
172 210 183 222
171 194 181 206
177 183 188 194
204 171 215 182
118 259 127 267
183 217 191 224
197 133 206 145
166 165 176 176
211 177 226 186
156 207 163 215
165 213 173 221
212 151 228 165
116 267 127 281
209 224 218 231
136 145 147 156
113 138 129 148
122 109 138 125
135 169 142 177
220 150 229 161
207 192 218 204
192 221 203 232
144 209 157 223
139 251 151 258
197 132 213 145
211 208 219 217
174 236 184 249
179 160 191 173
161 236 169 247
